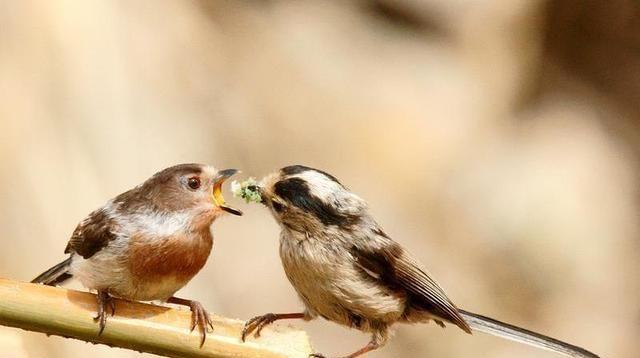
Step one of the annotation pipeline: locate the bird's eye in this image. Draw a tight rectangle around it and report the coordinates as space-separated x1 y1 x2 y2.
187 176 201 190
271 201 284 212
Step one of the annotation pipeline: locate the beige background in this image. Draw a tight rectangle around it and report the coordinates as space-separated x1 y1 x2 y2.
0 1 638 357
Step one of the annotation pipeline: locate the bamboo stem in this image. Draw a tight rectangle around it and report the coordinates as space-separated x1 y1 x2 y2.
0 278 312 358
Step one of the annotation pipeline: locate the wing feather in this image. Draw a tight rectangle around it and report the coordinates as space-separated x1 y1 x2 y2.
65 208 117 259
351 228 471 333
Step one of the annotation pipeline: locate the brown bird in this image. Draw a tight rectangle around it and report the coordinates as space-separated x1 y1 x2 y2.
32 163 242 346
241 165 599 358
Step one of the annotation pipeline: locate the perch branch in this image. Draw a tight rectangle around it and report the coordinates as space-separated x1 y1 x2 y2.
0 278 312 358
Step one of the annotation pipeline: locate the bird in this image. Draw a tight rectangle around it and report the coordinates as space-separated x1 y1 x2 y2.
32 163 242 346
240 165 600 358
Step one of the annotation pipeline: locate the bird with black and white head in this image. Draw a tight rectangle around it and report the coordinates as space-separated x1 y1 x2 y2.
241 165 599 358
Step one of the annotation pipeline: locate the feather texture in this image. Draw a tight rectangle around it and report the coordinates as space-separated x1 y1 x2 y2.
31 257 72 286
459 310 599 358
258 164 599 358
351 230 471 333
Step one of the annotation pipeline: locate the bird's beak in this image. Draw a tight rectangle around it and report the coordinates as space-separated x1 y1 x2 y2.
212 169 243 216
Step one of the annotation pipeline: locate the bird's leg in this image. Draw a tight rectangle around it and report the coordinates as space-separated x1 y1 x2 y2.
167 296 213 347
310 330 387 358
241 312 307 341
93 290 115 335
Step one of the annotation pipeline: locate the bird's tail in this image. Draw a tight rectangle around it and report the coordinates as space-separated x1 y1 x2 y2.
31 257 73 286
458 309 599 358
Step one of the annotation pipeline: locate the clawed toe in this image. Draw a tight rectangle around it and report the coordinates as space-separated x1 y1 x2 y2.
94 311 107 335
166 297 214 347
241 313 276 342
189 301 213 347
93 290 114 336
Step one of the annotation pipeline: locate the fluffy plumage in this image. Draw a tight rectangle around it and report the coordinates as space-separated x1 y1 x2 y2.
32 163 241 345
242 165 599 358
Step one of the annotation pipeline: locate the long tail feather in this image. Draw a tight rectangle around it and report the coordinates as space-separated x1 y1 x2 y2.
31 257 73 286
459 309 599 358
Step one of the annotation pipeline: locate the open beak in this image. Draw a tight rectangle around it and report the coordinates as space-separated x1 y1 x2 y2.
212 169 243 216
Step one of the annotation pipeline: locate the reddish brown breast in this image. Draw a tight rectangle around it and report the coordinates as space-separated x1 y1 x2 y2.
128 228 213 282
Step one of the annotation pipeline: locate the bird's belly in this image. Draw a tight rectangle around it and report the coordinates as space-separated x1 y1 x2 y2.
73 256 190 301
280 238 405 329
71 232 212 301
69 244 144 299
122 275 190 301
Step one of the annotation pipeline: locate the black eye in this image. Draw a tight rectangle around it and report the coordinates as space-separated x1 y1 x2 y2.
271 201 284 212
187 176 201 190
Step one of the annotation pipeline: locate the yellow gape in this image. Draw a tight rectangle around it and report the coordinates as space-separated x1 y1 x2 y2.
212 180 226 206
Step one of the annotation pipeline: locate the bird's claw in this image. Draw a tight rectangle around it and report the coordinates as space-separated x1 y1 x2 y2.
188 300 214 347
93 291 114 335
241 313 277 341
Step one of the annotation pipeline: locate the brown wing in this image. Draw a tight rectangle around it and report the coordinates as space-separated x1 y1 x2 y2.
65 208 118 259
351 229 471 333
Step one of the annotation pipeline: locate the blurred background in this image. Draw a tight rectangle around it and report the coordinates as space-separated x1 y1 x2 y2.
0 1 638 357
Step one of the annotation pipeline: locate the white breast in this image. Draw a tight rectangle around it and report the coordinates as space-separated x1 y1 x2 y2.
69 206 199 301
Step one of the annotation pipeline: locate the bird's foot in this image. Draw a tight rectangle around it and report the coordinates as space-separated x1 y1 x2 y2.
167 296 213 347
93 290 115 335
241 313 278 341
241 312 306 342
188 300 214 347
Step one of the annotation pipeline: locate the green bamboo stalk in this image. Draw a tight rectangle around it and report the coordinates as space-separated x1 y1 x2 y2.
0 278 312 358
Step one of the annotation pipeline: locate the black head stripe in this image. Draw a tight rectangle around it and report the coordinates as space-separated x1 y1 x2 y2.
280 165 342 185
274 177 358 226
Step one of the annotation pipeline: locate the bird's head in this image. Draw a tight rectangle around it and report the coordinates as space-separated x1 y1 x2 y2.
133 163 242 226
259 165 366 233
